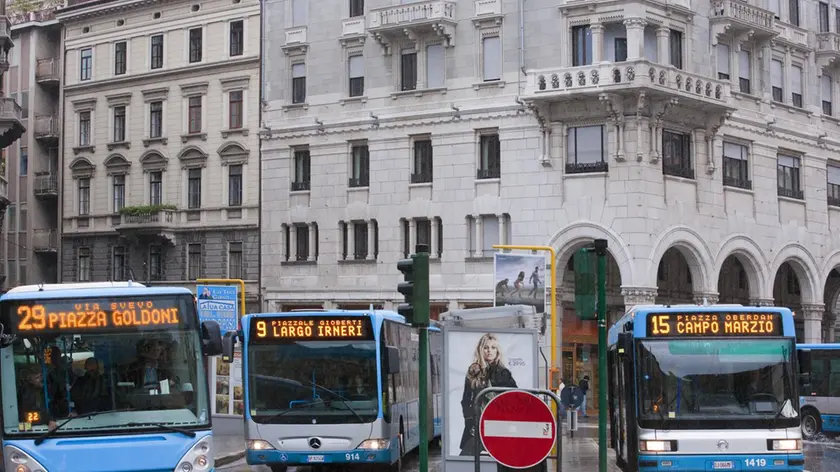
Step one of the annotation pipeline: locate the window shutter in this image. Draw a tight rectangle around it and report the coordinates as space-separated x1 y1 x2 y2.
349 55 364 78
426 44 445 88
792 65 803 95
822 74 833 102
292 63 305 78
738 51 750 79
771 60 783 88
482 36 501 80
717 44 730 75
292 0 307 26
828 165 840 185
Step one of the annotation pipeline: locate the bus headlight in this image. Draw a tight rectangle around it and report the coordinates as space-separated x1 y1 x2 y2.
358 439 391 450
175 436 213 471
770 439 801 451
4 446 46 472
639 440 677 452
248 440 276 450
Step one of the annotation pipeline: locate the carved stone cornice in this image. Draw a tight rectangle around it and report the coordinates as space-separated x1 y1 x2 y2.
801 304 826 320
621 286 657 306
749 298 775 307
693 292 720 305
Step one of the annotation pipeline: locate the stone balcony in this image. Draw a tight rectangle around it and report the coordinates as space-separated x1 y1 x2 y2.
32 229 58 253
774 22 809 50
34 115 59 143
0 97 25 151
34 172 58 198
282 26 308 55
116 209 177 245
0 16 10 75
709 0 777 41
35 58 60 85
816 33 840 69
368 0 456 53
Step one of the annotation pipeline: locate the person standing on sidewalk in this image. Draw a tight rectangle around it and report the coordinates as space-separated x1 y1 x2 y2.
579 375 590 418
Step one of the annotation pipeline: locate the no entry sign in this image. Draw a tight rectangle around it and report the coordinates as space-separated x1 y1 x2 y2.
479 390 556 469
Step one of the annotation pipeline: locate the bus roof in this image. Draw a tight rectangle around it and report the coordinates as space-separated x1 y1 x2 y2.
245 309 442 332
797 343 840 350
607 304 794 345
0 283 193 301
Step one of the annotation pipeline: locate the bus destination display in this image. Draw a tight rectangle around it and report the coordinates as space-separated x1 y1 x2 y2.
647 312 782 337
10 299 184 334
251 316 374 342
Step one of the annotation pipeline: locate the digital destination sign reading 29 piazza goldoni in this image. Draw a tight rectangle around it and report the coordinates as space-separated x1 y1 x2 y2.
8 298 186 335
646 312 783 337
250 316 375 342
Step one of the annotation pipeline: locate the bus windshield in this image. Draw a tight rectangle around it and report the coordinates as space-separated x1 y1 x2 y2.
247 340 379 424
0 294 210 436
637 339 797 427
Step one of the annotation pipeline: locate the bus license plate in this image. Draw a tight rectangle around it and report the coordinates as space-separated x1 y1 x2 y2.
713 461 734 469
307 455 325 463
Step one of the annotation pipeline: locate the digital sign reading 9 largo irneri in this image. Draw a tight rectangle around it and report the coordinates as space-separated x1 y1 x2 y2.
250 316 374 343
646 312 782 337
10 299 185 335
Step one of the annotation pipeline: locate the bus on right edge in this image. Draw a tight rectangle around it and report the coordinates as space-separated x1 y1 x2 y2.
797 343 840 439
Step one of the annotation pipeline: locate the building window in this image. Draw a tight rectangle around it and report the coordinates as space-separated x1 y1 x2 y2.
771 59 784 102
739 50 751 94
823 74 833 116
114 41 127 75
230 20 244 56
401 50 417 91
149 245 162 281
828 164 840 207
113 174 125 211
292 63 306 104
722 142 750 190
717 44 730 80
791 65 803 108
229 91 243 129
78 248 91 282
821 2 830 32
228 242 243 279
354 222 368 259
412 139 433 183
789 0 800 26
669 29 683 70
402 217 443 258
614 37 627 62
349 144 369 188
112 246 126 281
566 125 607 173
836 7 840 34
150 101 163 138
229 164 243 206
150 171 162 205
662 130 693 179
6 205 14 233
477 133 501 179
188 28 203 63
572 26 592 66
426 44 445 88
79 111 91 146
188 96 202 133
80 48 92 81
348 55 364 97
188 244 202 280
292 0 307 26
19 204 26 232
482 36 501 81
150 34 164 69
349 0 363 17
19 91 28 119
19 146 27 176
113 106 126 142
292 149 310 191
78 178 90 215
188 168 202 209
777 154 803 199
287 224 316 261
466 214 509 258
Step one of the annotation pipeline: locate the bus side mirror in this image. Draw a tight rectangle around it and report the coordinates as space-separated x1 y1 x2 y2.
201 320 223 356
617 333 632 358
221 331 238 363
386 346 401 375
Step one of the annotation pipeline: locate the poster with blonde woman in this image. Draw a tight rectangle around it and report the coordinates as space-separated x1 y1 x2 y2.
443 328 538 461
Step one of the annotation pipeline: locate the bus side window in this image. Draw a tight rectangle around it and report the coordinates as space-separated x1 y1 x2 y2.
827 356 840 397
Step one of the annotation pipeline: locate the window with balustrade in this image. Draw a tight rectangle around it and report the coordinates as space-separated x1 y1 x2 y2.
722 142 751 190
662 130 693 179
777 153 803 199
567 125 608 174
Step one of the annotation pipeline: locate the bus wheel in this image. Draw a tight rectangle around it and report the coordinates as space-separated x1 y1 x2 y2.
801 410 821 439
269 466 288 472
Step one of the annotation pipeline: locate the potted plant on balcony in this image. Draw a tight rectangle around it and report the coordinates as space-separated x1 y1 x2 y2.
118 204 177 216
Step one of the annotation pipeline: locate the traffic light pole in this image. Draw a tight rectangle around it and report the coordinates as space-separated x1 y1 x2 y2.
593 239 608 472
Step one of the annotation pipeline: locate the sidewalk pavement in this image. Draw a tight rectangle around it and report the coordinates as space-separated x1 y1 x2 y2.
215 433 247 467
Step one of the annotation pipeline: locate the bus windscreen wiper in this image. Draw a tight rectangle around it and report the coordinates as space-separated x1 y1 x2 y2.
305 380 365 423
35 408 136 445
769 399 791 431
123 422 196 437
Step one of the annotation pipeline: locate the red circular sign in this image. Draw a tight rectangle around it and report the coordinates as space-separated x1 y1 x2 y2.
479 390 556 469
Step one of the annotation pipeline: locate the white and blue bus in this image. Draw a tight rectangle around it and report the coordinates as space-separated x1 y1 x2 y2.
221 309 442 472
608 304 809 472
796 343 840 439
0 282 223 472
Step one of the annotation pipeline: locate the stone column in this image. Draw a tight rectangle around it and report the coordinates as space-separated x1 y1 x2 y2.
347 222 356 259
430 217 439 258
761 41 772 102
621 286 658 307
693 292 720 305
308 222 317 261
497 214 506 246
749 298 775 307
656 27 670 65
802 304 825 344
288 224 298 261
408 218 417 255
475 215 484 257
623 18 647 61
367 220 376 260
591 23 605 64
732 41 741 91
783 46 792 105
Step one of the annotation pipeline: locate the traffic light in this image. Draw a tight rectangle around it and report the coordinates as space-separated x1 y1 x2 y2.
397 244 430 327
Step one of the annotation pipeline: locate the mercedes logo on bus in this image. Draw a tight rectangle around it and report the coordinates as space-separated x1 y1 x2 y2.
309 438 322 449
717 440 729 451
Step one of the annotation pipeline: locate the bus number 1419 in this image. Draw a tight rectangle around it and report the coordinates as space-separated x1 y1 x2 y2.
744 458 767 467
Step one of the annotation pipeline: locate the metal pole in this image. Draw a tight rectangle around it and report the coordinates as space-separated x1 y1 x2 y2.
593 239 608 472
419 325 429 472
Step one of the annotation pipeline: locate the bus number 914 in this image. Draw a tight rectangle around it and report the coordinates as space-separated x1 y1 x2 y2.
745 458 767 467
346 453 360 461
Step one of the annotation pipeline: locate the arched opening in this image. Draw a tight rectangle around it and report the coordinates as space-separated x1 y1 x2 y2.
656 248 695 304
773 262 803 342
718 255 751 304
560 248 624 415
823 268 840 342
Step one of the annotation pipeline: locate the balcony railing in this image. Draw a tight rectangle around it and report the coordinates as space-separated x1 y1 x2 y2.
121 209 176 226
368 0 456 29
34 173 58 196
36 58 59 83
0 97 23 121
0 176 7 202
348 176 369 188
410 171 433 184
778 187 804 200
566 161 609 174
477 168 501 180
32 229 58 252
291 181 310 191
723 176 753 190
710 0 775 30
34 115 58 138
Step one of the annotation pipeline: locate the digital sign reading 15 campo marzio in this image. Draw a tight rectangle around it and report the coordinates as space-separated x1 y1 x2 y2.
646 312 782 337
250 316 374 342
12 299 184 334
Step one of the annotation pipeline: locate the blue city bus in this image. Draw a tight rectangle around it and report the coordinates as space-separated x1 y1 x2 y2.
0 282 223 472
607 304 810 472
221 309 442 472
796 343 840 439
